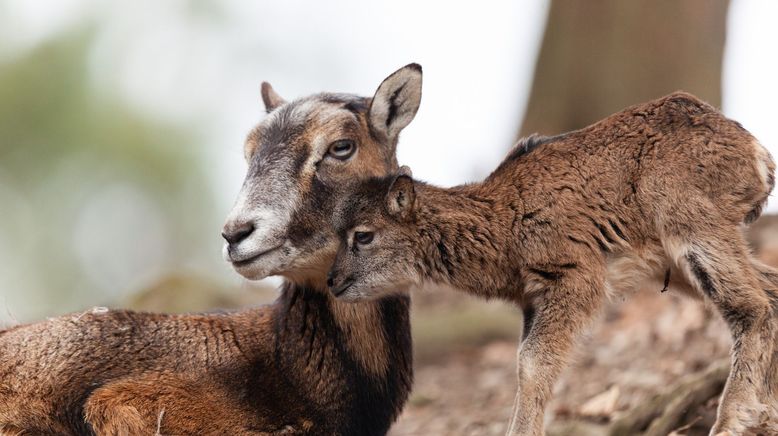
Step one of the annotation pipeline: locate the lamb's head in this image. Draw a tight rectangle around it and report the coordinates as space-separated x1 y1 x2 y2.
223 64 422 282
328 170 422 301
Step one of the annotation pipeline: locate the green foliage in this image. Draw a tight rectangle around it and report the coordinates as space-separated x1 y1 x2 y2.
0 29 220 321
0 30 197 190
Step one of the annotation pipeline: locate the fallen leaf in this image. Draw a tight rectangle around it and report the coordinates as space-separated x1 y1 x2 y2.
579 385 620 418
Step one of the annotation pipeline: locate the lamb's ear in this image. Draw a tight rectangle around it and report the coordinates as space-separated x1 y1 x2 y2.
386 175 416 221
261 82 286 113
369 64 422 143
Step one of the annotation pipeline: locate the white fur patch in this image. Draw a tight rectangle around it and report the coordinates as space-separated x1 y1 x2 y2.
752 139 773 191
604 248 667 297
223 184 296 262
662 237 690 267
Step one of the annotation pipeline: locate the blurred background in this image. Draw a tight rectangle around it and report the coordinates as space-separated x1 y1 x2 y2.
2 1 778 434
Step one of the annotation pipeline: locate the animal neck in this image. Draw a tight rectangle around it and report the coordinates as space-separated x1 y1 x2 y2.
413 183 518 296
274 278 412 434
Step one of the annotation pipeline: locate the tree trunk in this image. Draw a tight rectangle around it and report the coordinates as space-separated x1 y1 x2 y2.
520 0 730 137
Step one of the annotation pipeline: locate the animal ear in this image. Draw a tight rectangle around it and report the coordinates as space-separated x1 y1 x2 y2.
369 63 422 143
261 82 286 113
386 175 416 220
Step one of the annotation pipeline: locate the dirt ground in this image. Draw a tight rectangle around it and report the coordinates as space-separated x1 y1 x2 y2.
389 291 731 436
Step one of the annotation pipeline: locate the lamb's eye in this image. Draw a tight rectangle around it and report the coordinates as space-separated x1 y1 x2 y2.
328 140 356 160
354 231 374 245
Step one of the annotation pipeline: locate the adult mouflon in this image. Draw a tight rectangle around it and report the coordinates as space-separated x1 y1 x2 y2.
329 92 778 435
0 64 422 435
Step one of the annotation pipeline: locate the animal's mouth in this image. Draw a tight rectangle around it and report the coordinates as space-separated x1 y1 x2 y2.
231 243 285 268
332 279 354 297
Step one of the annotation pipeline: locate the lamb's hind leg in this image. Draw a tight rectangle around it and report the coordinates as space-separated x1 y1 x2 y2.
663 220 777 435
506 263 606 436
748 259 778 416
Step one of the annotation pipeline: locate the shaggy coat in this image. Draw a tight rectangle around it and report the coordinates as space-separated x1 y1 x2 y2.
329 92 778 435
0 64 423 435
0 294 410 435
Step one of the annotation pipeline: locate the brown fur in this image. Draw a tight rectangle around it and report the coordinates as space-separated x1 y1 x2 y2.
0 64 423 435
330 92 778 435
0 300 409 435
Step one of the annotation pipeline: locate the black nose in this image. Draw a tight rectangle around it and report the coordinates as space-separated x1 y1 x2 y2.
222 221 255 245
327 271 335 288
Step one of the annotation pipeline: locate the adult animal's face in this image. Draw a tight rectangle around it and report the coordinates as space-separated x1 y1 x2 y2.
222 64 422 283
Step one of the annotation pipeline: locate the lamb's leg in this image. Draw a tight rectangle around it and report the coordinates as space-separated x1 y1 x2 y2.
506 266 605 436
750 258 778 404
663 221 777 435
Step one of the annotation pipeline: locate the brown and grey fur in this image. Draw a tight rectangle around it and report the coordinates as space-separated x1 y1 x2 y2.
329 92 778 435
0 64 423 435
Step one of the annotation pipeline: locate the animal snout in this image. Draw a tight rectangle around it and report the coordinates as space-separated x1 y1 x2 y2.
222 220 255 246
329 273 354 297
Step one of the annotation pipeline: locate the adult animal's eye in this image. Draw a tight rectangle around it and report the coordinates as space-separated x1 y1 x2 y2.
328 139 356 160
354 231 374 245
